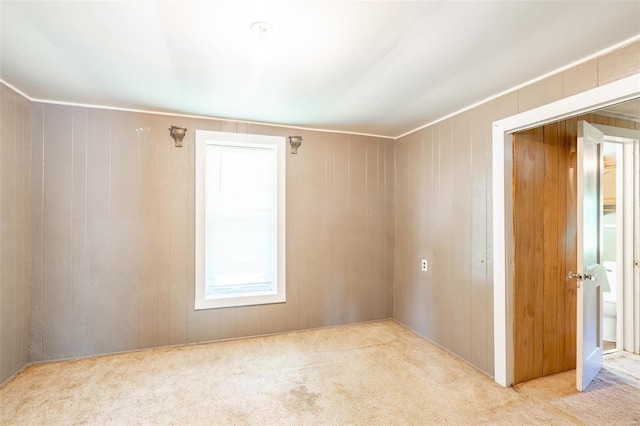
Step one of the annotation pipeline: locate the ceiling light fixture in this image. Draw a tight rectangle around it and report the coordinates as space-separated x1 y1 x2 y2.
250 21 274 40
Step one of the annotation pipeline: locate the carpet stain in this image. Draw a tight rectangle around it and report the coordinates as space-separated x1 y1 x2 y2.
289 385 320 411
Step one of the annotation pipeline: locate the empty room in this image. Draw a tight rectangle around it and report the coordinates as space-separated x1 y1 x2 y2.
1 1 640 424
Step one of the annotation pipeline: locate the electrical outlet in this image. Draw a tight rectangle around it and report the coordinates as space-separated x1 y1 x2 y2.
421 259 428 272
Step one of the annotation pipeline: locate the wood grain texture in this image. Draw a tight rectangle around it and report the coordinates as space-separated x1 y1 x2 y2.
513 127 541 383
512 113 639 384
542 122 559 376
512 122 575 384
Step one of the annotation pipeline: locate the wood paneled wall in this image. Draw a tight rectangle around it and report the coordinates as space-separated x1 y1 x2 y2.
29 105 395 362
394 104 497 375
2 37 637 374
392 39 640 378
513 114 640 384
0 85 31 385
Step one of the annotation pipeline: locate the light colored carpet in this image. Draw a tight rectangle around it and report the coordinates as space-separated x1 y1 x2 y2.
1 320 639 425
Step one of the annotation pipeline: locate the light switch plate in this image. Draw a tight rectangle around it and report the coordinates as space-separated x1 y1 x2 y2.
421 259 428 272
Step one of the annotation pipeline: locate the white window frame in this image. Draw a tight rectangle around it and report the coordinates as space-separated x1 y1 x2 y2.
195 130 286 310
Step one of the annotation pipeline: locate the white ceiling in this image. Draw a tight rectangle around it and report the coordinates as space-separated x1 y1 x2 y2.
1 1 639 138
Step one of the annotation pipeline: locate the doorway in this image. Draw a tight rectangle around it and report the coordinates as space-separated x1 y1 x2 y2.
594 124 640 356
492 73 640 387
510 115 639 385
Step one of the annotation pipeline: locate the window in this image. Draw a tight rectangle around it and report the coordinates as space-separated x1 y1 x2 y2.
195 130 286 309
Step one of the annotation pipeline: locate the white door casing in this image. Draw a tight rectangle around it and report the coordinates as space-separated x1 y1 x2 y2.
575 121 604 392
492 73 640 387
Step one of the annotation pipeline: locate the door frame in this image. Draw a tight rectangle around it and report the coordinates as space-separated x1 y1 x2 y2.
492 73 640 387
596 125 640 354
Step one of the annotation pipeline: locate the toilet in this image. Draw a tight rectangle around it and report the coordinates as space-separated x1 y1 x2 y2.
603 261 617 342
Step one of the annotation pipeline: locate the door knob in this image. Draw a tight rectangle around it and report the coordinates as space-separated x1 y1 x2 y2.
568 271 583 281
568 271 596 281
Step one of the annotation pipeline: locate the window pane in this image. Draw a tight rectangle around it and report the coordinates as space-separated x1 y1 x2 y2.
204 144 277 299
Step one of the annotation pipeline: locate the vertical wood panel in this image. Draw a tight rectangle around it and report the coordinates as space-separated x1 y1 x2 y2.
109 111 140 352
0 88 17 380
307 133 328 328
365 137 380 322
234 306 247 338
156 114 172 347
85 108 111 355
0 88 31 383
29 102 44 362
295 130 309 330
451 115 472 361
393 138 408 325
42 104 73 360
470 105 489 372
261 303 284 335
186 118 199 344
219 308 236 340
20 96 32 369
421 128 434 338
532 124 545 380
405 132 423 332
245 306 262 337
198 308 220 342
383 139 395 319
428 124 442 341
555 119 568 372
438 121 453 350
542 122 559 376
347 136 366 323
513 127 541 383
71 107 87 357
332 133 349 324
13 94 25 371
324 134 340 326
169 117 188 345
484 101 497 377
283 129 300 332
375 139 388 319
138 114 159 349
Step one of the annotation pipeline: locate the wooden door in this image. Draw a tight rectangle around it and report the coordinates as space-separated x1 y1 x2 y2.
512 120 578 384
513 114 640 385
